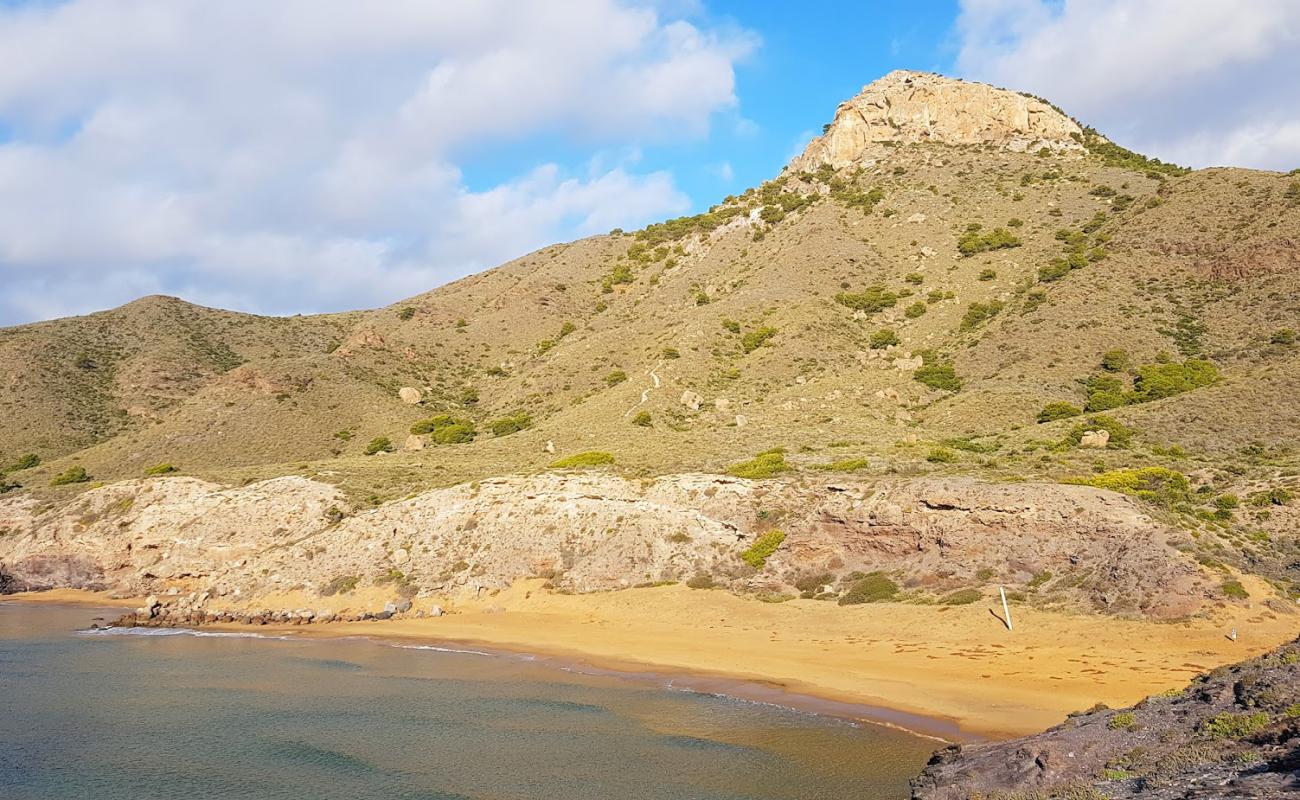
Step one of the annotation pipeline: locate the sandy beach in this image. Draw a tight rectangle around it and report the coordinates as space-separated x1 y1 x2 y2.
8 577 1297 739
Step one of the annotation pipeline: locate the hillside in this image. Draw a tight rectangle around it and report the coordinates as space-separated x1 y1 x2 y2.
3 69 1300 615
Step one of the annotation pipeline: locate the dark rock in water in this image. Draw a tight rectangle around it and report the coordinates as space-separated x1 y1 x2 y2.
911 637 1300 799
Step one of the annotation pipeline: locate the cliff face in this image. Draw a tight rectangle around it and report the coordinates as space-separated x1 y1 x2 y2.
788 70 1085 171
0 472 1209 618
911 637 1300 799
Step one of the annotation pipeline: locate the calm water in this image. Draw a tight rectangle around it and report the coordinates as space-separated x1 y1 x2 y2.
0 604 936 800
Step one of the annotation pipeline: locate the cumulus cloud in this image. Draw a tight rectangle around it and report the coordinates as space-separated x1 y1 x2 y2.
956 0 1300 171
0 0 755 324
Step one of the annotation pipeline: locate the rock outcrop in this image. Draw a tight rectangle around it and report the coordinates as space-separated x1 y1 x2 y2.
912 637 1300 799
788 70 1085 171
0 473 1210 619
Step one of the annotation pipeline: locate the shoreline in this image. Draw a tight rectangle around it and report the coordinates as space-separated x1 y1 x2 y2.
9 578 1300 740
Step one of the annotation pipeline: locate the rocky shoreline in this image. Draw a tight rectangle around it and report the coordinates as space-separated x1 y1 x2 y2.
910 637 1300 799
106 593 443 629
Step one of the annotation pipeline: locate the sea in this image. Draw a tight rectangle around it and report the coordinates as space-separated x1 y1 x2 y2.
0 603 937 800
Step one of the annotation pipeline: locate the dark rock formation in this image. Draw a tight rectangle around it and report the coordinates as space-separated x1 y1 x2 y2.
912 639 1300 798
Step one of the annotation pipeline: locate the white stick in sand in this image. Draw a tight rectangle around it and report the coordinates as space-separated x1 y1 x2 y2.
1000 585 1013 631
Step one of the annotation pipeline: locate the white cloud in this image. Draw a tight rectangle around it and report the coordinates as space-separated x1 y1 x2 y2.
956 0 1300 171
0 0 756 324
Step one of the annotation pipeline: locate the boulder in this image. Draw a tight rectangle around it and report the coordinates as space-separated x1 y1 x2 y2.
1079 430 1110 449
680 390 703 411
403 435 425 451
398 387 422 404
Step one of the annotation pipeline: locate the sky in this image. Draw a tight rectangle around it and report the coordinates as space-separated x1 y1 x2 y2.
0 0 1297 326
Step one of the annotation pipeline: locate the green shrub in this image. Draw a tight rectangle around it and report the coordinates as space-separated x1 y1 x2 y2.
363 437 394 455
1101 349 1132 372
49 466 90 486
905 272 924 285
1108 712 1138 731
319 575 360 596
813 458 870 472
489 411 533 436
721 318 741 333
1132 360 1219 401
144 463 177 476
869 328 899 349
7 453 39 471
1221 580 1249 600
1201 711 1269 739
1038 260 1072 282
839 572 899 605
549 451 615 469
740 530 787 569
396 306 416 320
960 300 1004 331
913 354 962 392
1071 466 1189 504
834 285 898 313
957 226 1021 256
1248 488 1293 507
431 422 476 444
1038 401 1083 423
605 370 628 386
978 269 997 281
631 411 652 427
940 588 983 605
728 449 788 479
741 326 778 353
1085 373 1130 411
662 347 681 359
926 448 957 463
1272 329 1297 345
904 301 927 319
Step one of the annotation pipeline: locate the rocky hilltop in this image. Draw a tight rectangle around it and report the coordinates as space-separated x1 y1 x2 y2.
788 70 1086 171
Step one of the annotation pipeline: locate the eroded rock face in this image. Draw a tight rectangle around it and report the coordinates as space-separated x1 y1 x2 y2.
788 70 1085 172
0 473 1208 618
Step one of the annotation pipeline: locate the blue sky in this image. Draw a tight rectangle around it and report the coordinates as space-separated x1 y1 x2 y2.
0 1 1296 325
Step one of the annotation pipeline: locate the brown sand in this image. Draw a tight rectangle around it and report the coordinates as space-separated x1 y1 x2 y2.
2 588 140 607
9 578 1296 739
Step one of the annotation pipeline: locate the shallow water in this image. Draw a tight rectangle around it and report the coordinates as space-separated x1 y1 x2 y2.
0 603 936 800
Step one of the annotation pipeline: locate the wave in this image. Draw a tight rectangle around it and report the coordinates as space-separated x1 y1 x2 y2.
77 626 294 641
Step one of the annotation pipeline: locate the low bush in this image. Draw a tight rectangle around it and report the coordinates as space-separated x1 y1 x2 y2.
631 411 652 427
7 453 39 471
1064 415 1133 448
741 326 778 353
363 437 394 455
1038 401 1083 423
904 301 927 319
740 530 786 569
727 449 788 479
1201 712 1269 739
839 572 899 605
1107 712 1138 731
605 370 628 386
431 422 475 444
144 463 177 476
1132 359 1219 401
913 353 962 392
319 575 360 596
1221 579 1249 600
834 285 898 313
549 451 615 469
50 466 90 486
940 588 983 605
869 328 899 349
926 448 957 463
489 411 533 436
813 458 870 472
1069 466 1189 505
960 300 1004 330
957 226 1021 257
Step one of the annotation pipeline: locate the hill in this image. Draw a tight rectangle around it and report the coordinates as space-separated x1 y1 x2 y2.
3 69 1300 615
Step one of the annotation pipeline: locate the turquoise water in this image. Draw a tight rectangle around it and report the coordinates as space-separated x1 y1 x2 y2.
0 603 936 799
